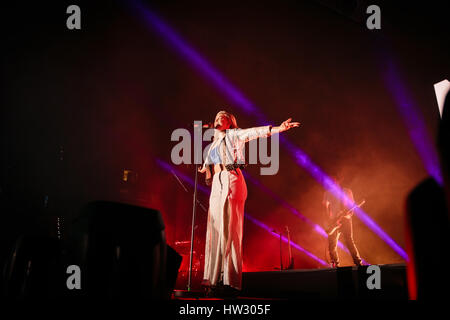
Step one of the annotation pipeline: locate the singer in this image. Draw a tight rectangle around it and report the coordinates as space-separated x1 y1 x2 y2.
198 110 300 296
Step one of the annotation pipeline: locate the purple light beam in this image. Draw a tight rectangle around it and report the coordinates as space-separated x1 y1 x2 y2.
382 59 443 185
245 215 328 266
243 171 369 264
156 158 328 266
130 2 408 261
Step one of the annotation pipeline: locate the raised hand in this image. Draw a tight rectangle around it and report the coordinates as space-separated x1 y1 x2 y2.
271 118 300 134
280 118 300 132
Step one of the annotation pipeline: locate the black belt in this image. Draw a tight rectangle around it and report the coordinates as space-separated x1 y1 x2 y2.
225 163 247 171
206 163 246 186
213 163 247 172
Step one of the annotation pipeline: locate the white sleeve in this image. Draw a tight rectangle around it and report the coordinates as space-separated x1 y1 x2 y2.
233 126 272 143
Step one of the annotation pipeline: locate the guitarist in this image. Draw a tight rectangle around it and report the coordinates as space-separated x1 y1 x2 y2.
323 176 362 268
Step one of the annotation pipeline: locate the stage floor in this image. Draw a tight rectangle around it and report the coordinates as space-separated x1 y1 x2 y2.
173 264 408 300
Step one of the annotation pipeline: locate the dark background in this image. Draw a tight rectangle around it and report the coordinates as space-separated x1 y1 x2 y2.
2 0 448 275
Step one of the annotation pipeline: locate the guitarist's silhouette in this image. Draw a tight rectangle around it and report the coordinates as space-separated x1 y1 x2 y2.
323 177 363 267
325 200 365 236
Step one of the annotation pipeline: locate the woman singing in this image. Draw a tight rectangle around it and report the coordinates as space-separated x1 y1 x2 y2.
199 110 300 296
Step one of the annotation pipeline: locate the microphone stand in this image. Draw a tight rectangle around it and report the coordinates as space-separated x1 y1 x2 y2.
171 125 207 298
280 232 283 270
187 165 199 292
272 229 283 270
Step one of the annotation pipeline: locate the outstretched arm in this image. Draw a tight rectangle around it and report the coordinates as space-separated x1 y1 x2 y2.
235 118 301 142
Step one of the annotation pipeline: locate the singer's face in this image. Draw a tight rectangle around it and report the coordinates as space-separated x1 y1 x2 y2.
214 114 231 131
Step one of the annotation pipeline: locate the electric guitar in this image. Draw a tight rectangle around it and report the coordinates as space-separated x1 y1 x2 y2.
325 200 365 235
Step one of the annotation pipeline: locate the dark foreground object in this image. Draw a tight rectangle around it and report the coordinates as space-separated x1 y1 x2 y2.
2 201 182 299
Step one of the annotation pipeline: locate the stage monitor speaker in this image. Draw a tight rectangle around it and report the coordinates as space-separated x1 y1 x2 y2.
70 201 169 299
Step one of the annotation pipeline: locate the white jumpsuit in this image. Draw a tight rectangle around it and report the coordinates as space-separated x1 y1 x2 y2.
202 126 272 290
